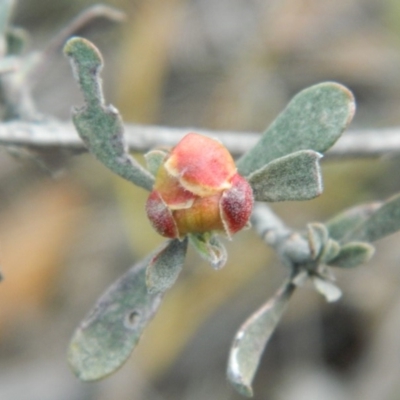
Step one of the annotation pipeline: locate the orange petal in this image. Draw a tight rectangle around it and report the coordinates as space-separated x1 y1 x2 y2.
164 133 236 197
154 164 196 210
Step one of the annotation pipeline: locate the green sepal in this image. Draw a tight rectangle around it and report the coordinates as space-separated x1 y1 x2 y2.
64 37 154 191
327 242 375 268
248 150 323 202
189 232 227 270
227 281 295 397
68 250 166 381
237 82 355 177
144 149 168 177
146 238 188 294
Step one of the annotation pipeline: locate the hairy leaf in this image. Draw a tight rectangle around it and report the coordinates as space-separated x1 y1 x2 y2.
227 281 295 397
237 82 355 177
325 203 381 242
64 37 154 191
328 242 375 268
248 150 323 202
189 233 227 270
146 238 188 294
68 252 164 381
347 193 400 243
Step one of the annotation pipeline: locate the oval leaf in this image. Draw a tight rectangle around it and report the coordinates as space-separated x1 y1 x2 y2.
348 193 400 243
68 251 165 381
327 241 375 268
248 150 323 202
325 202 381 242
146 238 188 294
237 82 355 177
227 282 295 397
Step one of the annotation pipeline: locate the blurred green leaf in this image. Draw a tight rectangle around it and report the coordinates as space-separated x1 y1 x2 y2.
319 238 341 264
64 37 154 191
348 193 400 242
325 203 380 242
189 232 227 270
307 222 329 259
146 238 188 294
248 150 323 202
227 281 295 397
68 252 164 381
0 0 13 36
328 242 375 268
237 82 355 177
6 27 27 55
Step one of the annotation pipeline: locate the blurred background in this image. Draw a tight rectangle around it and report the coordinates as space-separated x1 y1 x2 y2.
2 0 400 399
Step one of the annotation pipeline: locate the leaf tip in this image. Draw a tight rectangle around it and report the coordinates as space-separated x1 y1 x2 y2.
327 81 356 127
63 36 103 69
227 363 254 398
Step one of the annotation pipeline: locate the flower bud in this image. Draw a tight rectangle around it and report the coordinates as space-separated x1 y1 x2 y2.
146 133 253 239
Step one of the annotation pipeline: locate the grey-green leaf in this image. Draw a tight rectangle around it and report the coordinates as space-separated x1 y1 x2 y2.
146 238 188 294
248 150 323 202
347 193 400 243
325 203 381 242
237 82 355 177
227 281 295 397
189 233 227 270
327 241 375 268
68 252 164 381
64 37 154 191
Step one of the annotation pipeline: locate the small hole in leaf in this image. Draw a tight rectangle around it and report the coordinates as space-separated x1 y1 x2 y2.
124 310 140 330
81 304 103 329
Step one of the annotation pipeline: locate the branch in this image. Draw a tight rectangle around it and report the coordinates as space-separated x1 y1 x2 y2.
0 120 400 158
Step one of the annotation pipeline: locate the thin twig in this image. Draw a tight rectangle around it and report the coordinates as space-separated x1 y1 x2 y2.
27 5 125 85
0 120 400 159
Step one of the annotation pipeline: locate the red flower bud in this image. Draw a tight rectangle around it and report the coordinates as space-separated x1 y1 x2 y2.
146 133 253 239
